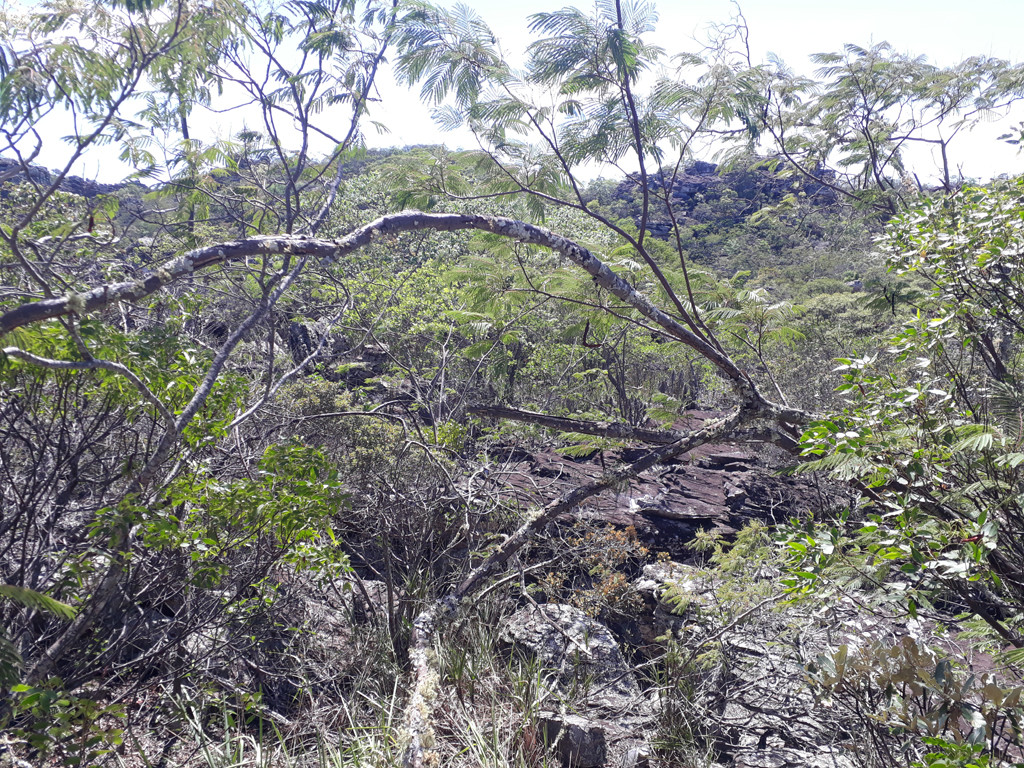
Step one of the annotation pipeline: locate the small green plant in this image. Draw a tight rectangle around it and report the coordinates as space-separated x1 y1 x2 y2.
3 679 125 768
662 521 781 620
912 738 998 768
807 638 1024 766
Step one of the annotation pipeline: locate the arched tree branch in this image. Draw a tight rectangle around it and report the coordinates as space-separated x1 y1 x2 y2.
1 211 806 425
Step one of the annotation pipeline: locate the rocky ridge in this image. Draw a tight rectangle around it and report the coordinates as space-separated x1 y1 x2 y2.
610 160 839 237
0 157 138 198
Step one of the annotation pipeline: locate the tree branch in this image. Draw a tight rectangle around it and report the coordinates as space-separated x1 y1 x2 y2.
467 404 682 445
0 347 176 435
0 211 778 411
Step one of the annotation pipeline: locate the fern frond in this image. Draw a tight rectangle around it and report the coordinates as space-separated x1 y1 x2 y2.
0 584 77 620
0 633 21 687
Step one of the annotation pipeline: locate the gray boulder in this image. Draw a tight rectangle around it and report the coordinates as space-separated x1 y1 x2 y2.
502 604 654 767
502 603 641 709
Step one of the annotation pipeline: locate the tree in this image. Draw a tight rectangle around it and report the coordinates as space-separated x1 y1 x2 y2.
793 178 1024 647
0 0 802 747
747 42 1024 214
0 0 395 731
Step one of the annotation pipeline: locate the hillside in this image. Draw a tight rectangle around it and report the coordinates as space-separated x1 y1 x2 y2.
1 145 1014 768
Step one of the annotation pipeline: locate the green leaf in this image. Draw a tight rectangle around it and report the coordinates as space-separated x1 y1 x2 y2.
0 584 77 620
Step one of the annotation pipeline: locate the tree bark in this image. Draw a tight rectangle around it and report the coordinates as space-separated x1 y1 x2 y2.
2 211 806 423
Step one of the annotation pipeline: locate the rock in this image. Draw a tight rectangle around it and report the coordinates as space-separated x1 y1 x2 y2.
502 604 641 707
0 157 134 197
0 749 34 768
618 745 652 767
632 561 713 644
617 158 837 236
635 560 700 604
503 604 654 767
540 714 607 768
0 157 51 186
59 174 126 198
487 413 830 555
688 160 718 175
650 560 708 597
645 222 673 236
287 322 314 367
629 561 869 768
733 748 856 768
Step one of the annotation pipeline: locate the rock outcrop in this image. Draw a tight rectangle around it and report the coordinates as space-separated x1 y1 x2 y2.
0 157 135 198
613 160 838 237
630 560 1008 768
502 604 654 767
485 412 829 557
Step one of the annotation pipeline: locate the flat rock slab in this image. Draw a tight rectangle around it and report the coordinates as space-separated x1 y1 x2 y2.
485 411 825 552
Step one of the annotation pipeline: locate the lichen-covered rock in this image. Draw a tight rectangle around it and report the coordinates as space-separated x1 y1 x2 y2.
502 603 641 708
733 748 856 768
635 560 712 612
503 604 654 767
632 560 713 646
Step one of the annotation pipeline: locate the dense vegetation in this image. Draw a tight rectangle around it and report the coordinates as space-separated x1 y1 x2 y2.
2 0 1024 766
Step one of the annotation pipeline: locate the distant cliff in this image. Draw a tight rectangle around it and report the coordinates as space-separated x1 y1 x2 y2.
590 158 838 237
0 157 140 198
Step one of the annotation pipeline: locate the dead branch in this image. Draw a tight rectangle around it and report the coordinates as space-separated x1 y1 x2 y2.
468 404 682 445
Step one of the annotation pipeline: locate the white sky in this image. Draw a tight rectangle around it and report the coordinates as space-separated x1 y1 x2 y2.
51 0 1024 183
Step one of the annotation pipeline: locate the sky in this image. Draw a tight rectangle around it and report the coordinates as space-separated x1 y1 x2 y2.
362 0 1024 183
47 0 1024 184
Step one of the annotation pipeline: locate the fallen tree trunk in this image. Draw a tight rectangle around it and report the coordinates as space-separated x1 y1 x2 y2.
467 404 683 444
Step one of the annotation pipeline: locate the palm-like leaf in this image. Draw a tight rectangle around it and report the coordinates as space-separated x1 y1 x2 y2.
0 584 76 687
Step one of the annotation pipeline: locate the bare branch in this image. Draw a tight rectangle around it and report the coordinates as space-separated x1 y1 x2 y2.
0 212 775 411
1 346 176 434
468 404 682 445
